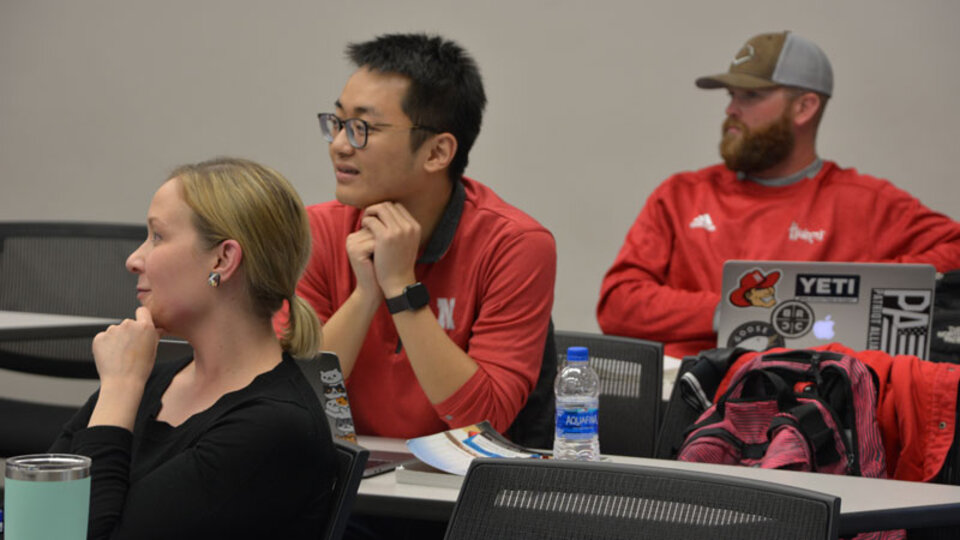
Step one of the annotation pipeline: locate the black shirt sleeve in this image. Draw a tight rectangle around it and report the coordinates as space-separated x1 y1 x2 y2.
61 398 332 540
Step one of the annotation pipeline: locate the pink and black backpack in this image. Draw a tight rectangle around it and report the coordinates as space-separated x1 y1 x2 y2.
676 349 902 539
677 349 886 476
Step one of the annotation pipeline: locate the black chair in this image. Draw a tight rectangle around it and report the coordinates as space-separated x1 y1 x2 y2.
0 221 145 378
0 222 146 456
505 320 556 450
443 458 840 540
555 331 663 457
324 440 370 540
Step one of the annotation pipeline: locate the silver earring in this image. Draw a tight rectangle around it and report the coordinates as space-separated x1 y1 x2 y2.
207 272 221 288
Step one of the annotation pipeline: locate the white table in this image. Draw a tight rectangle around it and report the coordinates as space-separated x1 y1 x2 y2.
0 310 117 341
0 310 191 405
355 436 960 535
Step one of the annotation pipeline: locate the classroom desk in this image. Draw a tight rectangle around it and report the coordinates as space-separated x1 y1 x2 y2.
0 310 191 404
0 310 117 341
355 436 960 535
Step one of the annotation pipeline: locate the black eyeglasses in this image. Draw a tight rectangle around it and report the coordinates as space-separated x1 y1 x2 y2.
318 113 440 149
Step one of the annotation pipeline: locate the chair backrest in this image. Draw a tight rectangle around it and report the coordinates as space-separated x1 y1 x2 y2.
444 458 840 540
294 353 369 540
324 440 369 540
0 221 146 378
555 331 663 457
0 222 146 456
504 319 556 450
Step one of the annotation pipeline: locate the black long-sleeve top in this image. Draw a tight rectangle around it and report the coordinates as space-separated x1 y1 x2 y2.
50 354 337 540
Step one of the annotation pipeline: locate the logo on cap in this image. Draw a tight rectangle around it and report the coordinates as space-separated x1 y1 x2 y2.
731 44 755 66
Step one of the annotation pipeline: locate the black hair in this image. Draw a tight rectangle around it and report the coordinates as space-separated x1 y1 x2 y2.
346 33 486 181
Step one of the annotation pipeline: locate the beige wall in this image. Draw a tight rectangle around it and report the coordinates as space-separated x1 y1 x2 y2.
2 0 959 335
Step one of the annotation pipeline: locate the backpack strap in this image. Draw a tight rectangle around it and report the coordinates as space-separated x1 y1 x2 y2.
679 347 750 410
769 401 843 469
717 368 797 417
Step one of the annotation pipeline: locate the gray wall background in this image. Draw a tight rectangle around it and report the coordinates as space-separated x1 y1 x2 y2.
3 0 959 335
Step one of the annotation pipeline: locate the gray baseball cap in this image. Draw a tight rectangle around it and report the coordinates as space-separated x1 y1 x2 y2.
695 31 833 96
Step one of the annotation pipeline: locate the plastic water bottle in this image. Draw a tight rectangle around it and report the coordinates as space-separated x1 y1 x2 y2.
554 346 600 461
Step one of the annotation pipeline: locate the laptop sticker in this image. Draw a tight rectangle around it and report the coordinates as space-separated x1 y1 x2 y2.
770 300 814 338
868 288 933 356
795 273 860 303
726 320 785 350
729 269 781 308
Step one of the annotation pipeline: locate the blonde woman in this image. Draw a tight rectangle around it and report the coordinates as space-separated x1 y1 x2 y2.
52 158 335 539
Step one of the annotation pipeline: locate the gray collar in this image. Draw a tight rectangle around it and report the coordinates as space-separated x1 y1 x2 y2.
417 179 465 264
739 158 823 187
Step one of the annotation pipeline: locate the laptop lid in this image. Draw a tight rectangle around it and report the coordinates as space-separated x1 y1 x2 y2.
295 352 416 477
717 260 936 358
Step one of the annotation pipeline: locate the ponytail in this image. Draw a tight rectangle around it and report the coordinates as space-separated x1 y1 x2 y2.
281 295 323 359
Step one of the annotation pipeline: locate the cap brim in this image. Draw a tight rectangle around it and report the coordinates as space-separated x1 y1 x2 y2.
695 72 779 90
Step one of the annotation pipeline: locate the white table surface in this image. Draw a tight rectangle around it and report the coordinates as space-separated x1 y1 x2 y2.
356 435 960 534
0 310 117 340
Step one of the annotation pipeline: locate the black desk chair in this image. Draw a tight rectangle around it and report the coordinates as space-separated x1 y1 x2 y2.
0 221 145 378
505 320 556 450
324 440 369 540
0 222 146 456
443 458 840 540
555 331 663 457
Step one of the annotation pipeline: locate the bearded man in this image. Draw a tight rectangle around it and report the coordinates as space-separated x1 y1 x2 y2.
597 31 960 358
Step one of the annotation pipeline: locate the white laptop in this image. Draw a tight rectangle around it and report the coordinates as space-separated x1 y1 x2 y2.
717 260 936 358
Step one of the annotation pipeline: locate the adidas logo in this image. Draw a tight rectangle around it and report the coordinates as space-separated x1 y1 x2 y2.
689 213 716 232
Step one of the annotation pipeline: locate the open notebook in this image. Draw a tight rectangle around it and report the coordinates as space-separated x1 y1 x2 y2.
295 352 417 477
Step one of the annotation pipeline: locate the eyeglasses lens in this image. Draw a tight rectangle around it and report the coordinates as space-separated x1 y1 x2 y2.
319 114 368 149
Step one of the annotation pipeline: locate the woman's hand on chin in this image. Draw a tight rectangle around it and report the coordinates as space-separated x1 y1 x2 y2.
88 307 160 430
93 306 160 385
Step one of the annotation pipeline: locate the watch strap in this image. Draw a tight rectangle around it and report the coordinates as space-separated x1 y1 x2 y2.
386 282 430 314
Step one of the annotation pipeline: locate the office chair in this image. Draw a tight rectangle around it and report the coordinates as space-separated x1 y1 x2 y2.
555 331 663 457
0 222 146 456
505 320 556 450
323 440 370 540
443 458 840 540
0 221 145 378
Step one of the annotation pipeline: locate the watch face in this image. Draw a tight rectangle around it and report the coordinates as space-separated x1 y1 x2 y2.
406 283 430 310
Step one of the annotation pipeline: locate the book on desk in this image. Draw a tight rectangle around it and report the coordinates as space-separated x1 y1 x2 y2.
395 460 464 489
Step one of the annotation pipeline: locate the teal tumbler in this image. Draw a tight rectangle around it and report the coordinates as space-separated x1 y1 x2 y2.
4 454 91 540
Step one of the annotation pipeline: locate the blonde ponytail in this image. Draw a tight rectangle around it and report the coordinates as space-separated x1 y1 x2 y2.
282 295 323 359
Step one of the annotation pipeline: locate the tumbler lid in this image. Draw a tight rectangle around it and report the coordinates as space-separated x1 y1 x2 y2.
5 454 91 482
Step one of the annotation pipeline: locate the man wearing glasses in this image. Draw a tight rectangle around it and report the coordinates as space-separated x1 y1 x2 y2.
598 31 960 359
288 33 556 441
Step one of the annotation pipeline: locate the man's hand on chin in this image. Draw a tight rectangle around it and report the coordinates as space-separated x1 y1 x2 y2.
361 202 421 297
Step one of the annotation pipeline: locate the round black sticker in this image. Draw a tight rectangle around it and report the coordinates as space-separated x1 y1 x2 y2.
771 300 814 338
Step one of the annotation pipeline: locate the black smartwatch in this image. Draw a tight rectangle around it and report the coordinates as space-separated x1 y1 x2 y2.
386 282 430 314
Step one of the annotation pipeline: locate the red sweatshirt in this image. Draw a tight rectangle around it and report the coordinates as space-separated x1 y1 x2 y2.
598 161 960 358
277 177 556 438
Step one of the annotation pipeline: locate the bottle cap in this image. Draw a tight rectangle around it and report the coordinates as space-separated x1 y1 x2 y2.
566 346 589 362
